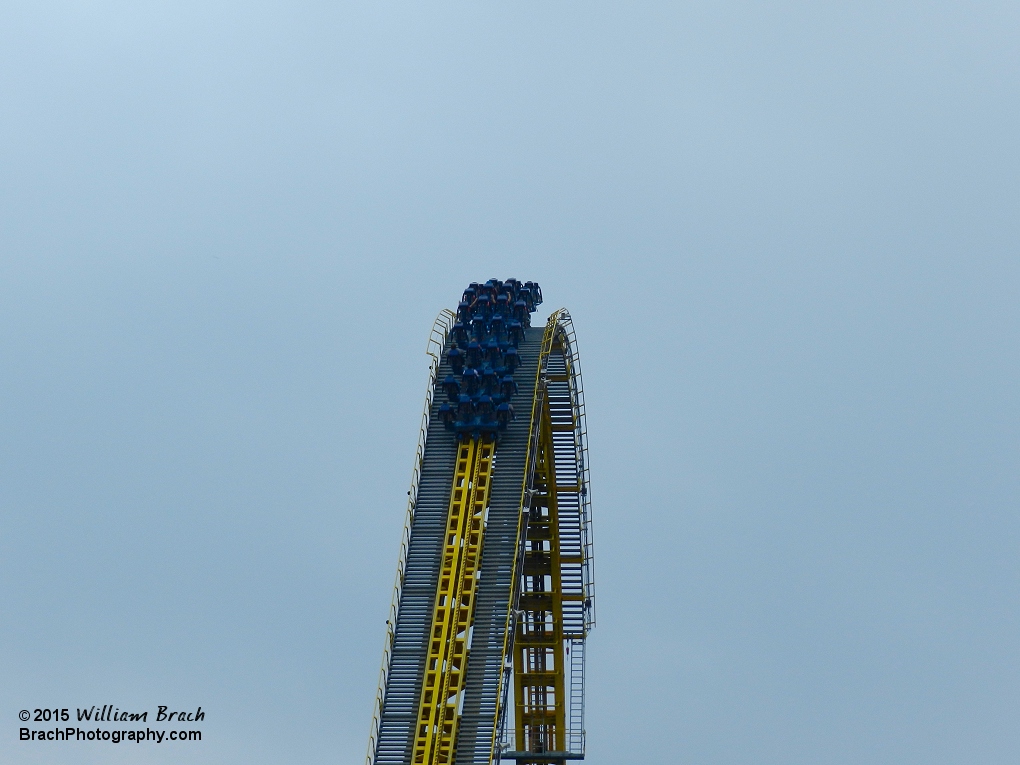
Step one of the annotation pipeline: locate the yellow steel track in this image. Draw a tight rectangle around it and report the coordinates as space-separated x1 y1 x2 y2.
493 311 595 764
412 438 495 765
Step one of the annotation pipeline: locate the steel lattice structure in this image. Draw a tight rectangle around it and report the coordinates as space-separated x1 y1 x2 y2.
366 282 595 765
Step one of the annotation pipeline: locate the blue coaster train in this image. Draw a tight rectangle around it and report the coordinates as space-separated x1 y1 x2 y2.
437 278 543 440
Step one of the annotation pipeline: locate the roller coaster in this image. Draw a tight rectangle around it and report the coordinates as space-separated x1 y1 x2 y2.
366 280 596 765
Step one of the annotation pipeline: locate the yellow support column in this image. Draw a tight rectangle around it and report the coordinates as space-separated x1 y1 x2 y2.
513 404 567 763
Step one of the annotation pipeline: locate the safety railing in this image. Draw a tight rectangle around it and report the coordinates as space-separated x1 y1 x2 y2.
555 310 595 758
365 308 456 765
556 310 596 633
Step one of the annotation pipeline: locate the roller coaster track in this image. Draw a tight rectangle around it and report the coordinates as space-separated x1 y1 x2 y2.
366 281 595 765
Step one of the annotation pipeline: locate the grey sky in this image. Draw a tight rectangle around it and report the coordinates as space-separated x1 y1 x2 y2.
1 1 1018 763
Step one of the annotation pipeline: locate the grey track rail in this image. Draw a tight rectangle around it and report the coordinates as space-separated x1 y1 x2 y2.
375 328 543 765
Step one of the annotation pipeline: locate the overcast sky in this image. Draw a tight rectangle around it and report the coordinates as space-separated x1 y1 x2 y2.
1 2 1018 764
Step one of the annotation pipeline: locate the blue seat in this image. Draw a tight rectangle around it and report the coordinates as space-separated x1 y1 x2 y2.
442 375 460 401
461 368 480 395
447 347 464 375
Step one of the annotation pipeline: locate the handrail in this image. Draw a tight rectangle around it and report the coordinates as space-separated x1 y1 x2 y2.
555 310 596 631
365 308 456 765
